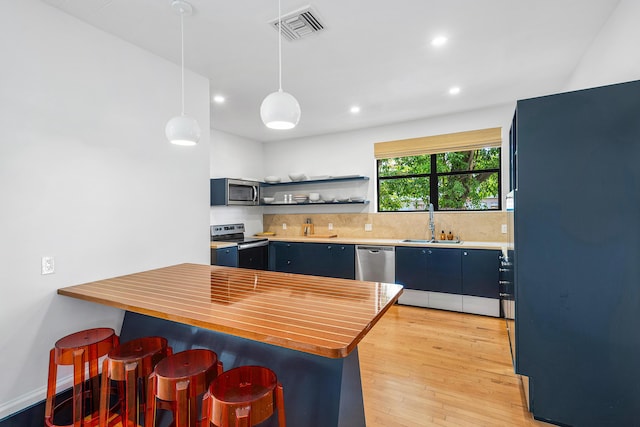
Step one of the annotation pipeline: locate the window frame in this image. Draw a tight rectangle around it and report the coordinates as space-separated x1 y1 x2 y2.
376 148 502 212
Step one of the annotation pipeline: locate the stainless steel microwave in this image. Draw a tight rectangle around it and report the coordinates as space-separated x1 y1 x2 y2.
210 178 260 206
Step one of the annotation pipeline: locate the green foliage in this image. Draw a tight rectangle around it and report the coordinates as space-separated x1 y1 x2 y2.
378 148 500 211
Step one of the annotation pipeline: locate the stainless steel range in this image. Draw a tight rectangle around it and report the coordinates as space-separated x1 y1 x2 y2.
210 223 268 270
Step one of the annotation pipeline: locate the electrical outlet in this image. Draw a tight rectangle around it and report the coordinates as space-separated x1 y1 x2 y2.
282 223 287 230
501 224 507 234
41 256 55 275
364 223 373 232
328 223 333 230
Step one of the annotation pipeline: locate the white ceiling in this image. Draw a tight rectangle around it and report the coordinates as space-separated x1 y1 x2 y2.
41 0 620 142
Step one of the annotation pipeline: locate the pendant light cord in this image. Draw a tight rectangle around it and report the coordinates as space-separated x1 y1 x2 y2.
180 8 185 115
278 0 282 92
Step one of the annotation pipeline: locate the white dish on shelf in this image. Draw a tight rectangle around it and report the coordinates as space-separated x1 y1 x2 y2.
335 197 349 202
308 175 331 180
262 197 275 204
350 196 365 202
288 172 307 182
264 176 281 183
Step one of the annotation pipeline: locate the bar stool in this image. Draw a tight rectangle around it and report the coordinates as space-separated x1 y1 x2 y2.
45 327 119 427
203 365 286 427
146 349 223 427
98 336 172 427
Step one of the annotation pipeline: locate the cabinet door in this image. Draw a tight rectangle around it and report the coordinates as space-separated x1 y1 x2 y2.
426 248 462 294
462 249 500 298
269 242 293 272
328 244 355 279
395 247 429 290
215 247 238 267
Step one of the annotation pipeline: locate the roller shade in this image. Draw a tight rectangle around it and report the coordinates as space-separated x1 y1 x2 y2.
374 127 502 159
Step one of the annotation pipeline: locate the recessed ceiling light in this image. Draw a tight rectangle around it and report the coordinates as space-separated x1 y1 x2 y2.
350 106 361 114
449 86 461 95
431 36 448 47
212 95 225 104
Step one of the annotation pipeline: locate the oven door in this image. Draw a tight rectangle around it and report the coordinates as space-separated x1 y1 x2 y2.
237 240 268 270
227 179 259 206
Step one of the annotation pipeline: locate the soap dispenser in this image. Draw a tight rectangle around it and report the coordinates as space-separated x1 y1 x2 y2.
447 231 454 240
440 230 446 240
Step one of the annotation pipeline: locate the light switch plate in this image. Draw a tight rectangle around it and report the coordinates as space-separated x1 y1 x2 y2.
364 223 373 232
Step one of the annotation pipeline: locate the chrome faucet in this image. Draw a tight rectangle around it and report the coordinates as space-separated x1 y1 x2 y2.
428 203 436 242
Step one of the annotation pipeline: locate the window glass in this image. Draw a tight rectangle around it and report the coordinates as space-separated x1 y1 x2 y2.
377 147 500 212
378 177 430 211
378 154 431 177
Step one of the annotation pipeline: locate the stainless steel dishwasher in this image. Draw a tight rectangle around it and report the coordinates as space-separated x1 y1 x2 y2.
355 245 395 283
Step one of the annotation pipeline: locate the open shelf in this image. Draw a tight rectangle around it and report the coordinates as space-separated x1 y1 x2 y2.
260 175 369 187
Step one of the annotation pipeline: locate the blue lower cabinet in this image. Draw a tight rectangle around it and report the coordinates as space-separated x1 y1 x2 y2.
395 246 428 290
426 248 462 294
269 242 355 279
461 249 500 298
213 246 238 267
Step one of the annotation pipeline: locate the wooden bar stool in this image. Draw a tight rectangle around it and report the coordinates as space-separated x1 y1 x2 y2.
98 336 172 427
146 349 223 427
45 327 119 427
203 365 286 427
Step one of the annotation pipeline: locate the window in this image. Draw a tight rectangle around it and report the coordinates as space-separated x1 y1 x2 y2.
375 128 501 212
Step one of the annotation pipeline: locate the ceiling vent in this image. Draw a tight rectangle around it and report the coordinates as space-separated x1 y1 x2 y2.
269 6 325 41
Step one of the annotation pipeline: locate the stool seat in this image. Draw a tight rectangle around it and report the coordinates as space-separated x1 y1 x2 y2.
204 366 286 427
99 336 171 427
146 349 223 427
45 328 119 427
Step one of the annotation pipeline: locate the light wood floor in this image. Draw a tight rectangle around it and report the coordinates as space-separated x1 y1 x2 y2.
358 304 547 427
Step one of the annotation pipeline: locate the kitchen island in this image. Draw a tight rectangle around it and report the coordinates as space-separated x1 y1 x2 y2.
58 263 403 427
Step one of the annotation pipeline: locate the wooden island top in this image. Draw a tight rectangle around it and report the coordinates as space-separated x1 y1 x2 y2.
58 263 403 359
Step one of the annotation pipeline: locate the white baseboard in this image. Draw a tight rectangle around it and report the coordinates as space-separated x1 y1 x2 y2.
0 375 73 420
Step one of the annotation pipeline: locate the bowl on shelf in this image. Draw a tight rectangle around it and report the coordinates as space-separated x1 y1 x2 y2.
335 196 349 202
350 196 365 202
264 176 281 183
308 192 320 202
262 197 275 204
288 172 307 182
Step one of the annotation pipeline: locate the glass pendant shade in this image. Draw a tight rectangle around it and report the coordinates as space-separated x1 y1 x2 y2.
166 114 201 146
260 89 301 130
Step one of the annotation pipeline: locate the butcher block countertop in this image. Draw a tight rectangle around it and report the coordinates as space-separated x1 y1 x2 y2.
57 263 403 358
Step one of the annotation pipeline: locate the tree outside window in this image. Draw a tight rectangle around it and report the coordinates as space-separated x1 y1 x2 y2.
377 147 500 212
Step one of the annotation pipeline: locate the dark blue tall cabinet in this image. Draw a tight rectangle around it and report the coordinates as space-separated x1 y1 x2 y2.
513 80 640 426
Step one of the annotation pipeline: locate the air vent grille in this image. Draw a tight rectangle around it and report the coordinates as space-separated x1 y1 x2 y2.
270 6 324 41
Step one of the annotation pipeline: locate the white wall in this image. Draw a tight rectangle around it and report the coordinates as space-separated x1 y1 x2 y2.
262 104 515 211
564 0 640 91
0 2 210 417
209 129 265 236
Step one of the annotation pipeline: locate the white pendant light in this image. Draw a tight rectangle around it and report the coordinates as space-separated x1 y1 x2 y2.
166 0 201 146
260 0 301 129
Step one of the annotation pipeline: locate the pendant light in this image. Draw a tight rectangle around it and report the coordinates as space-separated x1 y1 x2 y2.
166 0 201 146
260 0 301 130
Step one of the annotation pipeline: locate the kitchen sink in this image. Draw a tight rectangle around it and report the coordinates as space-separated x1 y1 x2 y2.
400 239 462 244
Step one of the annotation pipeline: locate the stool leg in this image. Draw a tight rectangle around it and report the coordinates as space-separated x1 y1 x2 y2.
124 362 138 427
175 380 189 427
72 349 85 427
276 382 286 427
234 406 250 427
145 373 157 427
99 358 109 427
45 349 57 427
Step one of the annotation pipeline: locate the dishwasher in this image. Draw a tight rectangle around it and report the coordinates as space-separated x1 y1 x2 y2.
355 245 395 283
